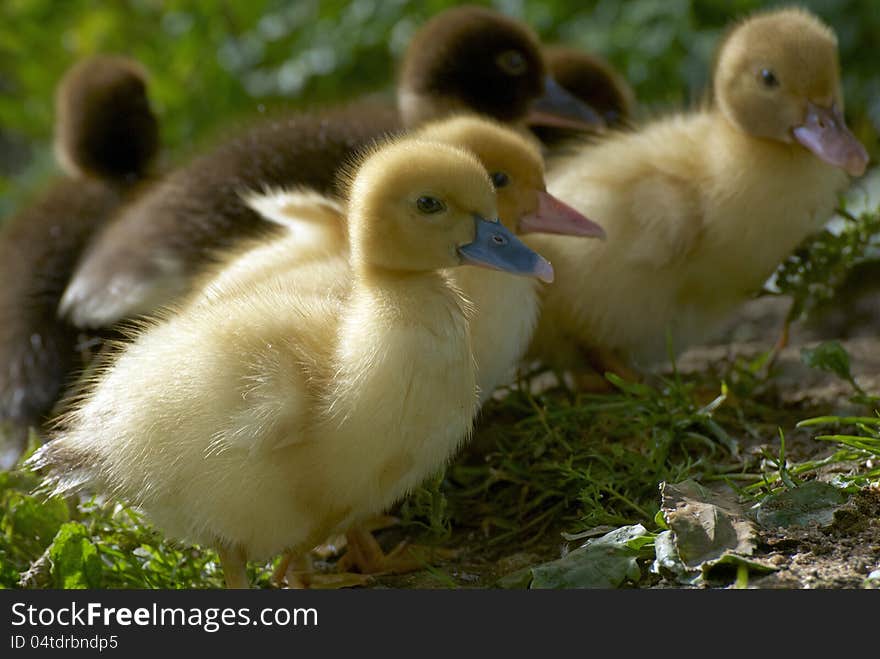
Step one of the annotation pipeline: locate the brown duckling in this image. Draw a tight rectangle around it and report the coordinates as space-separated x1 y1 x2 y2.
529 45 636 148
0 56 158 469
54 56 159 182
59 4 603 330
398 5 605 130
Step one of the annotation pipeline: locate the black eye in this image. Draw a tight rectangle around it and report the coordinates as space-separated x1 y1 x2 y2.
416 196 445 214
490 171 510 189
496 50 527 76
759 68 779 88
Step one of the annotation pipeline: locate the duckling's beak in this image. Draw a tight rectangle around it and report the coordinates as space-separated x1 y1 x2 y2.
458 216 554 283
519 191 606 239
527 76 606 132
793 102 869 177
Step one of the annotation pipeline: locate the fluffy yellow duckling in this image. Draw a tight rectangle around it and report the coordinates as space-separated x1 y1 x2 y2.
30 138 553 589
220 116 603 409
527 8 869 371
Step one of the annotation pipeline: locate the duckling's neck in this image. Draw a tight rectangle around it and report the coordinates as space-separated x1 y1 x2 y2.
315 263 477 526
685 110 849 297
353 265 465 311
450 266 540 406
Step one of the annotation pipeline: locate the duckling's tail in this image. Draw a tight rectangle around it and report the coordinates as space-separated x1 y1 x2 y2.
25 439 99 499
54 55 159 182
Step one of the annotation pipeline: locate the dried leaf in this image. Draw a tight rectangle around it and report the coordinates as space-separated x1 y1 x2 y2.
660 480 756 568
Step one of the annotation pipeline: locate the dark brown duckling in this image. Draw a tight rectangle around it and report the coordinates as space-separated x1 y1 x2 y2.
54 56 159 181
529 45 636 149
0 55 158 469
58 100 401 327
60 4 605 329
398 5 605 130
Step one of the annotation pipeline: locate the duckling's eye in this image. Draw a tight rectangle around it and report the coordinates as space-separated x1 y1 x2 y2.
490 171 510 189
496 50 528 76
416 196 445 214
759 68 779 88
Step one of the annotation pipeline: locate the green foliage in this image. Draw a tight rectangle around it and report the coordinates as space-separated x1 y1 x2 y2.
2 0 878 217
797 414 880 489
49 522 102 588
769 204 880 328
0 469 68 585
802 341 856 384
426 370 744 545
503 524 649 589
0 468 275 588
801 339 879 408
398 472 452 540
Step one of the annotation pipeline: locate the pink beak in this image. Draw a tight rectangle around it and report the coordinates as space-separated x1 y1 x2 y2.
793 102 869 177
519 191 606 238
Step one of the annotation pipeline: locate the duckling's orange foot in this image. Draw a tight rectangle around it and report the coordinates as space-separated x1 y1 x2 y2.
285 571 374 590
337 527 456 576
273 551 373 589
575 347 642 390
571 370 616 393
311 515 401 559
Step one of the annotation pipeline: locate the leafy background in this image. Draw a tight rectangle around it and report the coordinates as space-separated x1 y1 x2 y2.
2 0 878 218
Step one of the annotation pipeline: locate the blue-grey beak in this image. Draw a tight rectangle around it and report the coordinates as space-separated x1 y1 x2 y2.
458 216 554 283
527 75 606 132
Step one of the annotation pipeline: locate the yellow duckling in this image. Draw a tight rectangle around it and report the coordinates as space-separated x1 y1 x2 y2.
219 116 603 409
527 8 869 372
30 137 552 589
199 118 601 583
415 117 603 404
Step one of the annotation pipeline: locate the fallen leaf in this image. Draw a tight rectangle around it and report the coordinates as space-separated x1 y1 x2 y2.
754 481 848 529
499 524 647 589
660 480 756 568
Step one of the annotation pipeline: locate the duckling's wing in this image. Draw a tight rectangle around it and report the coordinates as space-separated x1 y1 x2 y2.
622 171 703 268
199 284 342 457
243 187 346 232
549 123 705 269
57 179 196 328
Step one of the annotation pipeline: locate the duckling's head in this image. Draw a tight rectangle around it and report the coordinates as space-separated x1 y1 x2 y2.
415 116 605 238
345 138 553 281
398 6 603 132
55 55 159 181
541 46 635 128
713 8 868 176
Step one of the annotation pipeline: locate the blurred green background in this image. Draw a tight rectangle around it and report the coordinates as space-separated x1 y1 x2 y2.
1 0 878 219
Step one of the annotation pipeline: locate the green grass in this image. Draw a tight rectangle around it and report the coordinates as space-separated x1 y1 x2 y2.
0 445 276 589
2 345 877 589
